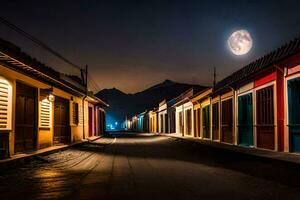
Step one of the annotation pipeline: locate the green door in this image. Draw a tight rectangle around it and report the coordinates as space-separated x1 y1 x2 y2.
288 78 300 152
238 93 253 146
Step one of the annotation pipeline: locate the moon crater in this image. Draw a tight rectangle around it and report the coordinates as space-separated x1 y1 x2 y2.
228 30 253 55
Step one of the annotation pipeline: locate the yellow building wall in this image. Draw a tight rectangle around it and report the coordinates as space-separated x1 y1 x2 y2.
0 64 86 156
83 100 89 139
149 112 157 133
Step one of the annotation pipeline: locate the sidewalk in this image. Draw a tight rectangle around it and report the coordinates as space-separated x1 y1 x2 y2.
160 133 300 165
0 137 101 169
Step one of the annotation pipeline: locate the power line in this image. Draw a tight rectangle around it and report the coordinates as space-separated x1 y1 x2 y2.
87 74 101 92
0 16 83 70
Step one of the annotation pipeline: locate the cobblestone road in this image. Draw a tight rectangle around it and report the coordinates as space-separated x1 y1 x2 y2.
1 132 300 200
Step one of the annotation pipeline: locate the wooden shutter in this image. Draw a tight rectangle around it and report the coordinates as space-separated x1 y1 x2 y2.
72 102 79 125
0 77 12 130
78 103 84 125
39 96 51 128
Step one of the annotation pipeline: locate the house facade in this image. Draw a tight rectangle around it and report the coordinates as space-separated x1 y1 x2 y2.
212 36 299 152
166 98 176 133
174 88 205 137
191 88 212 139
158 100 168 133
127 36 300 155
149 108 158 133
0 39 107 159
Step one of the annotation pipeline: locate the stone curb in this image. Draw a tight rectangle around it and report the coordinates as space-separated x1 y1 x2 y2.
159 133 300 166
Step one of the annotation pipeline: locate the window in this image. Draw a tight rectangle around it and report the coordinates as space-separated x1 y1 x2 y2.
72 102 79 125
39 96 51 128
78 103 83 125
0 77 12 130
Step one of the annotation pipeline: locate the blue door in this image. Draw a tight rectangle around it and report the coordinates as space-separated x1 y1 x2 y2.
238 93 253 146
288 77 300 152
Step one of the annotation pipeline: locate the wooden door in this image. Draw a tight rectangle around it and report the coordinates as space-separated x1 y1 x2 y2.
238 93 253 146
160 114 163 133
88 107 93 137
54 97 70 144
194 108 201 138
186 109 192 135
221 99 233 144
170 110 176 133
202 106 210 139
15 82 37 153
212 103 219 140
164 113 168 133
256 86 275 150
179 111 183 134
98 110 102 135
288 78 300 152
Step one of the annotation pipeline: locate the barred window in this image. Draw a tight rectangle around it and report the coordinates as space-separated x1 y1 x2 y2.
72 102 79 125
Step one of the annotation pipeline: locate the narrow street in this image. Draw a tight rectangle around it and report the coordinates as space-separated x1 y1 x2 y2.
1 132 300 200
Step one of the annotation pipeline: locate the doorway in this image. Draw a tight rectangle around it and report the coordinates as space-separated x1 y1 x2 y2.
256 86 275 150
238 93 253 146
288 78 300 152
54 96 70 144
15 82 37 153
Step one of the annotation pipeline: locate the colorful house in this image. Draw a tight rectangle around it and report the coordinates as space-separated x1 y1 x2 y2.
285 62 300 152
85 94 107 139
175 87 206 137
124 36 300 155
149 108 158 133
166 98 176 133
135 111 149 132
158 100 168 133
212 37 300 151
191 88 212 139
0 38 107 159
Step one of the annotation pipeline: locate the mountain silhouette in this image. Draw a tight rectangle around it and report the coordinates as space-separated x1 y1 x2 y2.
96 80 208 130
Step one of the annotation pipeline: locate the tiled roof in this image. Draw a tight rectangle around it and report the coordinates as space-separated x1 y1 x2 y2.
214 36 300 93
173 86 208 107
0 38 86 95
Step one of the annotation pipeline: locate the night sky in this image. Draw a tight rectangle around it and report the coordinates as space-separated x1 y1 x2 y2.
1 0 300 93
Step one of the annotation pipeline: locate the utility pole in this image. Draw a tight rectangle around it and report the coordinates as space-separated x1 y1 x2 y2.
85 64 88 93
213 66 217 87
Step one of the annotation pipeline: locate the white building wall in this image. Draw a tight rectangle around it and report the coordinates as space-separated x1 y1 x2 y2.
183 101 194 137
175 106 183 134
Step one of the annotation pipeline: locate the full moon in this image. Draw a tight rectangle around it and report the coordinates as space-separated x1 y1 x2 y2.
228 30 253 55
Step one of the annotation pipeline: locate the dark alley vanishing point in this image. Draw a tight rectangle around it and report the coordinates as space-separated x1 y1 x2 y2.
1 132 300 200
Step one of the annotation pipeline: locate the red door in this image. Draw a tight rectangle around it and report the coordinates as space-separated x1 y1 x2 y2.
256 86 275 150
88 107 93 137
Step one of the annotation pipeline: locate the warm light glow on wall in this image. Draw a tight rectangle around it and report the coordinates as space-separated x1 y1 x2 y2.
48 94 55 102
39 95 52 129
0 76 12 130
